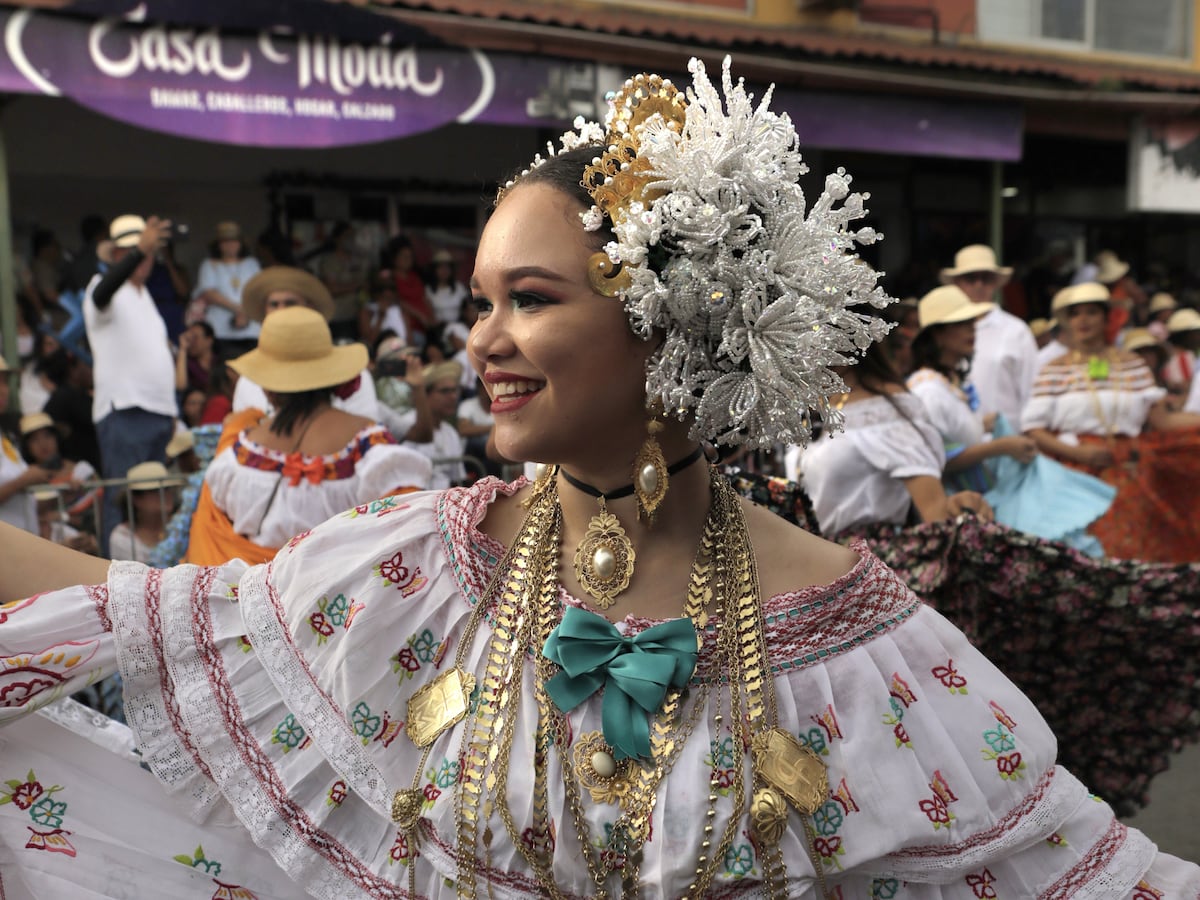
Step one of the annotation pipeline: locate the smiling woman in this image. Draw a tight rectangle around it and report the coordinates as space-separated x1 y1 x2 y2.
1 57 1199 900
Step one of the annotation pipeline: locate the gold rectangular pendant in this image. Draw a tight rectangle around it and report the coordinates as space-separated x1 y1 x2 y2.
406 667 477 748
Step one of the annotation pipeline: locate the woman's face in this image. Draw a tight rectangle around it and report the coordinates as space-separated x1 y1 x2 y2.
427 376 460 421
468 183 655 467
182 389 206 425
1064 303 1108 346
934 319 978 365
393 246 414 273
186 324 212 356
26 427 59 464
219 238 241 260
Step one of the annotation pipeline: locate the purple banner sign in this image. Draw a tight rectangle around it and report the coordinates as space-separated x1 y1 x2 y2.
0 8 1023 159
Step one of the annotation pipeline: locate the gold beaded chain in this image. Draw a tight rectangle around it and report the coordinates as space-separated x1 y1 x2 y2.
403 471 832 898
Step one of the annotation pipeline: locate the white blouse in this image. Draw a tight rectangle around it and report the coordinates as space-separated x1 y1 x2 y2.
1021 354 1166 437
907 369 986 451
203 423 432 547
3 479 1196 899
801 394 945 535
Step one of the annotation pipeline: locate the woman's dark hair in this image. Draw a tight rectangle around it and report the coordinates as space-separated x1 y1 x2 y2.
189 320 216 342
269 387 334 437
497 145 614 249
911 325 971 382
381 236 413 271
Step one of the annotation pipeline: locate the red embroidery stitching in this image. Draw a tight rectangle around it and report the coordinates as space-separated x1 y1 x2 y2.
85 584 111 632
1041 818 1127 900
890 768 1056 859
194 569 411 896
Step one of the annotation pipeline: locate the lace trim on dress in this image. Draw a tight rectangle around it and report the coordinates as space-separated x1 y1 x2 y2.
883 767 1085 877
233 424 397 483
1041 819 1155 900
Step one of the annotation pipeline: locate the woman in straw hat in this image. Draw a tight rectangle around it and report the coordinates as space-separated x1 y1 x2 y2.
191 220 261 353
107 460 179 564
905 286 1114 554
186 305 432 567
1024 283 1200 563
18 411 100 531
1 58 1199 899
231 264 383 420
1162 306 1200 396
0 354 50 532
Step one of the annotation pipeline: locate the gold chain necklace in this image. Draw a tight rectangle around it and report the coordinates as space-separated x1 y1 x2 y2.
404 473 832 898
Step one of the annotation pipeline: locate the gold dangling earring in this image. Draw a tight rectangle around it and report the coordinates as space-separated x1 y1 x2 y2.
633 415 670 524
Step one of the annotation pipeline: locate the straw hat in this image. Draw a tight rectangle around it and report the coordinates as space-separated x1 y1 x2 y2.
431 250 455 266
1148 292 1178 315
242 266 335 323
377 336 416 360
125 461 175 491
165 429 195 459
0 353 9 372
1166 307 1200 334
109 214 145 250
917 285 994 331
1052 282 1110 315
229 306 366 393
215 221 242 241
19 412 55 436
1094 250 1130 284
1028 318 1055 339
1122 328 1162 353
939 245 1013 285
423 360 464 387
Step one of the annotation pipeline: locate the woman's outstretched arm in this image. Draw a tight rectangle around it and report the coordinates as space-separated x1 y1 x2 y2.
1 521 111 601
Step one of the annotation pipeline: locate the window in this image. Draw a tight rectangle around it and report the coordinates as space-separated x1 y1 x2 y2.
978 0 1192 59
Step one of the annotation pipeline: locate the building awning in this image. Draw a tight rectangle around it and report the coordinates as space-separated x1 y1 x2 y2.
0 4 1022 158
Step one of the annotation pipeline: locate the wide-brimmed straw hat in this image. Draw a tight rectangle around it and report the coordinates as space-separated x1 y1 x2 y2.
1052 282 1111 315
215 221 242 241
125 461 175 491
939 245 1013 285
1094 250 1130 284
917 285 994 331
165 429 195 459
423 360 464 387
242 266 335 323
1028 318 1055 339
109 214 145 250
1122 328 1163 353
1167 307 1200 334
230 306 366 393
19 412 55 436
1148 292 1178 315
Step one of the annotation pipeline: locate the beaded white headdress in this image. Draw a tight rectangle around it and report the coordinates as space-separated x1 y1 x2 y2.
525 56 893 449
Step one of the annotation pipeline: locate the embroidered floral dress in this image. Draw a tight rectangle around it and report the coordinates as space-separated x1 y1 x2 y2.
1022 354 1200 563
2 479 1199 899
731 470 1200 818
202 423 432 548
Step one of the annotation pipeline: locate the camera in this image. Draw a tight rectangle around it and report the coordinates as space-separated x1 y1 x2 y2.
375 357 408 378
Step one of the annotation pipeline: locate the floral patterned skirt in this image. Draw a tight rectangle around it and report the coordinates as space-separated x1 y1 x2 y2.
730 470 1200 817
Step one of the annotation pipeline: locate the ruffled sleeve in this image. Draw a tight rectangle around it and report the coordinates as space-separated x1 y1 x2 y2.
354 439 433 498
0 584 117 723
847 409 945 478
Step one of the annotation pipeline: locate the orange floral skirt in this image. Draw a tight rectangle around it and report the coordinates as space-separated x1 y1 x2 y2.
1059 430 1200 563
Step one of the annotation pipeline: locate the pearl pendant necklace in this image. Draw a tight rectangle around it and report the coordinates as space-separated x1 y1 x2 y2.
561 447 704 609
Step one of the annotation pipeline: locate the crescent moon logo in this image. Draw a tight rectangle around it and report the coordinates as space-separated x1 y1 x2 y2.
4 10 61 96
456 48 493 124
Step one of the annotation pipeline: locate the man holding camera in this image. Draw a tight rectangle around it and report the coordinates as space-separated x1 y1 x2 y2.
83 214 177 555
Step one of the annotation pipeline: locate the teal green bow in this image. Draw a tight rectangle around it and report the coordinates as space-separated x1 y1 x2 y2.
542 606 699 761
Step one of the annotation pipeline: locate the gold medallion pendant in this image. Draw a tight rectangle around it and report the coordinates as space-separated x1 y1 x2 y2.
573 497 635 609
572 731 631 806
405 667 477 748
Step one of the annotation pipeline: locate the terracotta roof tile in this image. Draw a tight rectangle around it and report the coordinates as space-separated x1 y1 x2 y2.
369 0 1200 93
